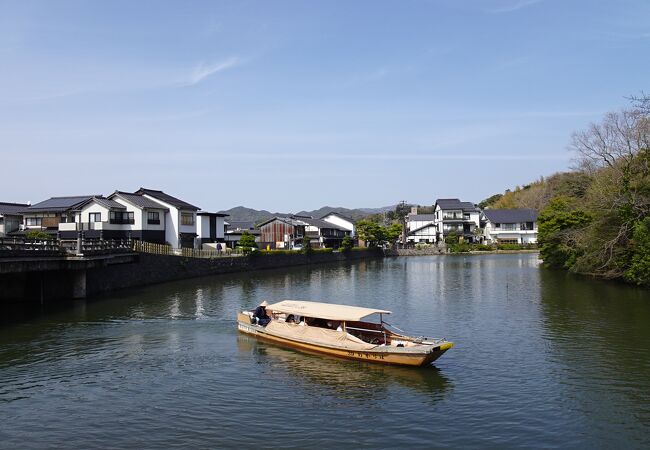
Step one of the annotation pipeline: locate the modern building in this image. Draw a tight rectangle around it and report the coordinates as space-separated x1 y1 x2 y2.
300 216 351 248
106 191 171 243
321 212 356 237
134 188 200 248
482 209 538 244
407 223 437 244
21 195 98 236
196 212 229 247
433 198 481 243
0 202 29 236
258 217 306 249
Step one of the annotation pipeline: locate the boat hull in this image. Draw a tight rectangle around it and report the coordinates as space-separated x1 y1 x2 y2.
237 317 452 367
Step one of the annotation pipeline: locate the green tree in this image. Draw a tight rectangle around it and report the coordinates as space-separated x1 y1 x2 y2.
302 235 313 254
625 217 650 285
340 234 353 253
238 231 257 254
537 197 591 269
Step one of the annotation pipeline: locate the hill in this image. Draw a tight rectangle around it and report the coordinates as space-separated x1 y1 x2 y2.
218 205 395 223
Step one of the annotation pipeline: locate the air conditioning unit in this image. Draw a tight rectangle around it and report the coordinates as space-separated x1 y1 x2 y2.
19 224 26 231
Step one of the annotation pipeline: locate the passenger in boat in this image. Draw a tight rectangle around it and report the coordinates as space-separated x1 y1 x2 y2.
253 301 271 326
286 314 296 324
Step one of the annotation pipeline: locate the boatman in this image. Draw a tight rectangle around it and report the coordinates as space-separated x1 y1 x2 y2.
253 300 271 326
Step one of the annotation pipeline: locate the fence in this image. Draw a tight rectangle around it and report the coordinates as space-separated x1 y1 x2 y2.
132 240 241 259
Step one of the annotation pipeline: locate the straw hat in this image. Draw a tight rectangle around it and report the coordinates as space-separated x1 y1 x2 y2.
260 300 269 307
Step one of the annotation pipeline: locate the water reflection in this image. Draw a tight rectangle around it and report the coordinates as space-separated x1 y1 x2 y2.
237 335 452 403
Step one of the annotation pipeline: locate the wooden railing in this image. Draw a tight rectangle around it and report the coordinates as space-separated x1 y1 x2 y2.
131 240 240 258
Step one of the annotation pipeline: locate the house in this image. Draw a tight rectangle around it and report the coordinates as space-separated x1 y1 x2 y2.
197 212 229 247
258 217 307 249
482 209 538 244
224 221 258 249
433 198 481 243
21 195 98 236
300 216 351 248
407 223 437 244
0 202 29 237
134 188 200 248
106 191 170 243
321 212 355 237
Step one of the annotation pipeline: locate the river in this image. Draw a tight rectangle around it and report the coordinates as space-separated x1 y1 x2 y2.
1 254 649 449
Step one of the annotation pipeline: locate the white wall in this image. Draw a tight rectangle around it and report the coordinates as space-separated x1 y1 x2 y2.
322 214 355 236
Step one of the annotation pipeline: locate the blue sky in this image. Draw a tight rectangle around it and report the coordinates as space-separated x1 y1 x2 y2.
1 0 649 212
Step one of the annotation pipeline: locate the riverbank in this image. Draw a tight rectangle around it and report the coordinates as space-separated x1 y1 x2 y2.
0 248 383 303
385 248 539 256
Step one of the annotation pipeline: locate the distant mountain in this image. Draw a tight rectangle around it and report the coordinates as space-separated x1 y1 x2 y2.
218 205 396 223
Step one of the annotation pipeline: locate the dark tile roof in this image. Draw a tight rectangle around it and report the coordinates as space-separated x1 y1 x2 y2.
226 221 256 230
258 216 307 228
135 188 200 211
408 214 436 221
110 191 170 210
79 196 126 210
297 217 348 230
435 198 479 212
0 202 29 215
483 209 538 223
26 195 97 212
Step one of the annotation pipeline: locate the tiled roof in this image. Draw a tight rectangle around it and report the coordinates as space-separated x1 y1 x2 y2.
135 188 200 211
80 196 126 210
483 209 538 223
0 202 29 215
435 198 478 212
110 191 170 210
26 195 97 212
408 214 436 221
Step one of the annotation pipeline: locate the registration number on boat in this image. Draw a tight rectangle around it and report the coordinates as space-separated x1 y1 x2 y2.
346 351 385 360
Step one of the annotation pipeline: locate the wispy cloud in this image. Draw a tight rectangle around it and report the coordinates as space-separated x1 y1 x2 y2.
487 0 542 14
183 57 242 86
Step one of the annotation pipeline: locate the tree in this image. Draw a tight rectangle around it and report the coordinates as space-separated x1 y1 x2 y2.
537 197 591 270
385 222 402 245
340 234 353 253
238 231 257 254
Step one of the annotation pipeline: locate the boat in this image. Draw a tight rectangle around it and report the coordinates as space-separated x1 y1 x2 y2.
236 300 453 367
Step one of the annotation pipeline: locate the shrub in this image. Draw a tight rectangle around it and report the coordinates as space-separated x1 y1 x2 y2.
25 230 53 240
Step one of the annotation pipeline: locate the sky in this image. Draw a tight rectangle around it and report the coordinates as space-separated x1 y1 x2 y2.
1 0 649 212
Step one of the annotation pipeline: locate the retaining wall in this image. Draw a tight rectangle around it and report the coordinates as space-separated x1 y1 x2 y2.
85 250 382 296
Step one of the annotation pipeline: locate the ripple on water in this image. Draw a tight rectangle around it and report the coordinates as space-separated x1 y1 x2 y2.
1 254 649 449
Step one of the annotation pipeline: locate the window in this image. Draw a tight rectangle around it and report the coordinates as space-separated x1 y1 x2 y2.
148 211 160 225
109 211 134 224
181 213 194 226
26 217 42 226
89 213 101 222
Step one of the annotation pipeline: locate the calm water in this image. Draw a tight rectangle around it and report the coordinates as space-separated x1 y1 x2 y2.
1 254 650 449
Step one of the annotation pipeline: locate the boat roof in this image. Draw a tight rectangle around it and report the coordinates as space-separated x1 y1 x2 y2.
266 300 391 322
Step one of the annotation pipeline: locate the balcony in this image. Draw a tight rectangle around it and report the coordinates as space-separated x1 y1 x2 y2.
110 219 135 225
147 219 161 225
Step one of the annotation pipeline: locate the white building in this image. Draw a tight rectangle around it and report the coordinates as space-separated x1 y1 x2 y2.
0 202 29 237
433 198 481 243
197 212 228 248
134 188 201 248
407 223 437 244
321 212 355 237
482 209 538 244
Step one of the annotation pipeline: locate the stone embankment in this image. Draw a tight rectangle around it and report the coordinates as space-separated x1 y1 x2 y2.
0 250 383 302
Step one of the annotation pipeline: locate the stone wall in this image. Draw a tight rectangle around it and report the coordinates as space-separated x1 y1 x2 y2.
85 250 382 296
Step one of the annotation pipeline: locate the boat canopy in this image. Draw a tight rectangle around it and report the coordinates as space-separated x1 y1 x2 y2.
266 300 391 322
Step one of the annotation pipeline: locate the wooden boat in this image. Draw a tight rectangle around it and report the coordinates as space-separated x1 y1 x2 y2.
237 300 453 367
